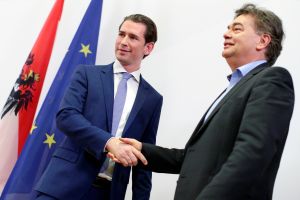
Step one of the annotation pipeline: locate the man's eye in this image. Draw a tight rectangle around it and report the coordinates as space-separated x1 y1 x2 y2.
129 35 137 40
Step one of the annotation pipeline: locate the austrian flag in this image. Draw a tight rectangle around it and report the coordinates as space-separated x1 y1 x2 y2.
0 0 64 193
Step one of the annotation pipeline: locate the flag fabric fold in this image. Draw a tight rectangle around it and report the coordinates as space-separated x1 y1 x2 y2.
0 0 103 199
0 0 64 194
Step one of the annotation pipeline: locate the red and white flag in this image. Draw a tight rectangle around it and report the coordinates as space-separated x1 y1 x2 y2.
0 0 64 193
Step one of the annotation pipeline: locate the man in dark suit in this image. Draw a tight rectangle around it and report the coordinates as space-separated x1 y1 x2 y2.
115 4 295 200
34 14 163 200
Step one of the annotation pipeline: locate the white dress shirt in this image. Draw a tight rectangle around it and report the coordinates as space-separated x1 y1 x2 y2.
112 61 140 137
98 60 140 180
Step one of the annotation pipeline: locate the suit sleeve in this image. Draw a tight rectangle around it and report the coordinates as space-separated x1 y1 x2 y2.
134 96 185 175
131 96 163 200
141 143 185 174
56 65 111 160
197 67 295 199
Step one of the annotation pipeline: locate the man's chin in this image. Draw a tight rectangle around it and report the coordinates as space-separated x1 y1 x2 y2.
116 54 127 61
222 52 227 58
116 58 129 66
222 50 232 58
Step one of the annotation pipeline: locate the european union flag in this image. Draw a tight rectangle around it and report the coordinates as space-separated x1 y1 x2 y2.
0 0 103 199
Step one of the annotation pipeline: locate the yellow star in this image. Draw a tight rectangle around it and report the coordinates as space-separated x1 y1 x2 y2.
43 133 56 148
79 43 92 57
30 122 37 134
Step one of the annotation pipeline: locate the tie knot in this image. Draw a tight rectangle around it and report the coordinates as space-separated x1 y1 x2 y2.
122 72 132 81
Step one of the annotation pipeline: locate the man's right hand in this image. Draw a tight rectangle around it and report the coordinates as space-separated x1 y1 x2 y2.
119 138 142 151
106 137 147 167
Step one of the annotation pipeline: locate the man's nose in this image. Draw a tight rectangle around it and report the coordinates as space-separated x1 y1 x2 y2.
120 36 129 45
223 30 231 39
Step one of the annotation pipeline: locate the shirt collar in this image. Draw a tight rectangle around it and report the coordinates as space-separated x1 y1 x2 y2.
227 60 266 81
113 60 141 83
237 60 266 77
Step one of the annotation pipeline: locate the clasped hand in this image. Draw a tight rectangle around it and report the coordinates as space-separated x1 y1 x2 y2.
105 138 146 167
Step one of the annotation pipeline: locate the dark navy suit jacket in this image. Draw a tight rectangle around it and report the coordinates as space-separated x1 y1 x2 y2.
35 63 163 200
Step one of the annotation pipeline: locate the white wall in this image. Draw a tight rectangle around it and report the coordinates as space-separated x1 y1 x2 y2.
0 0 299 199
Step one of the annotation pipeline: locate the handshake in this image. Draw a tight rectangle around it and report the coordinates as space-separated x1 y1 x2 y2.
105 138 147 167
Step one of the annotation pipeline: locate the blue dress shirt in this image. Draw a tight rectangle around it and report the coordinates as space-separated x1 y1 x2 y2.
204 60 266 121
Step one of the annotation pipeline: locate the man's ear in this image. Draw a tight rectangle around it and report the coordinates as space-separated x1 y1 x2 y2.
144 42 155 56
257 33 271 50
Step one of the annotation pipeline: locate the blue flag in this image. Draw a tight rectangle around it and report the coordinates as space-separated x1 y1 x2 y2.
0 0 103 199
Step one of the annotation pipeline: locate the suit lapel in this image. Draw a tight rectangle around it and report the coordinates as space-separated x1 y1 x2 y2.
186 63 268 146
99 64 114 132
123 76 148 135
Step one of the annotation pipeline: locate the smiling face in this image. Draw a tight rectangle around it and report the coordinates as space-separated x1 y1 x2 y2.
115 20 154 72
222 14 268 70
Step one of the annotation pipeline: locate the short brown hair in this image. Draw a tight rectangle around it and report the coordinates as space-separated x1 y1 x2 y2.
119 14 157 44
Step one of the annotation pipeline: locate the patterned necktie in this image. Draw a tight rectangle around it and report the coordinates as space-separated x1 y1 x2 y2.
99 72 132 177
111 72 132 135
